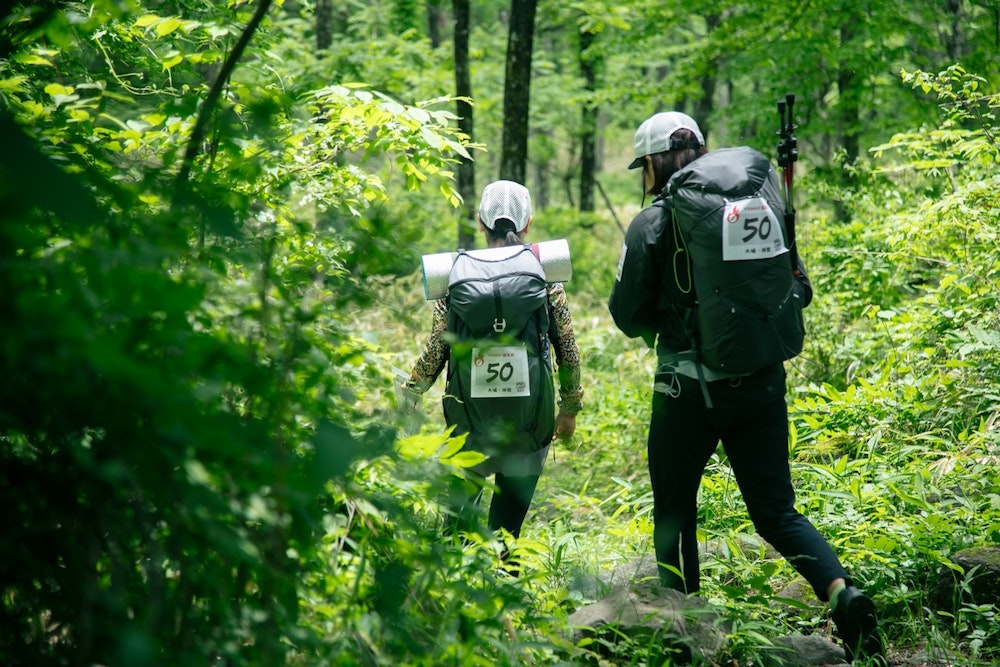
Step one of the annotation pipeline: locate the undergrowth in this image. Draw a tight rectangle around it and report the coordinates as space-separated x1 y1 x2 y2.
302 67 1000 666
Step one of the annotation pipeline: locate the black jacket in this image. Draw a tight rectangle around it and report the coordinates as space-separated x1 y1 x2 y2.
608 198 812 360
609 199 694 356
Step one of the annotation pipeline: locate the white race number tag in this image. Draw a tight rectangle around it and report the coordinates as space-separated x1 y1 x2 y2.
470 346 530 398
721 198 788 261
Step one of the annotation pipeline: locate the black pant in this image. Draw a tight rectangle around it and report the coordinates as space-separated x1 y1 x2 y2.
446 471 540 539
647 371 848 600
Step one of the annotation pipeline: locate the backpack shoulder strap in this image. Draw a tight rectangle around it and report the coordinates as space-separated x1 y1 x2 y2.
650 196 695 305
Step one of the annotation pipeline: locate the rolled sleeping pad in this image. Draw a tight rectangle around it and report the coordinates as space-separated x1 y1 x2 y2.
421 238 572 300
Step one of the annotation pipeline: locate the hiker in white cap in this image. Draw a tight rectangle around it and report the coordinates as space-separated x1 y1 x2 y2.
608 112 885 663
627 111 706 201
404 180 583 561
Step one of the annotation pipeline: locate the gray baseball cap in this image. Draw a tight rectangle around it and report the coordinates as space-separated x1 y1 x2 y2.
628 111 705 169
478 180 532 232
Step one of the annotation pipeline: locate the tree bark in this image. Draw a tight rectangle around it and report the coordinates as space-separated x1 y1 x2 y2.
499 0 537 185
836 18 861 222
316 0 332 50
942 0 966 61
427 0 446 48
693 13 720 145
578 25 597 212
453 0 476 249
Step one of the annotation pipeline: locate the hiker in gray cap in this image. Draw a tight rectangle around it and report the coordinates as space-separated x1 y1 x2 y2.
405 180 583 564
609 112 885 664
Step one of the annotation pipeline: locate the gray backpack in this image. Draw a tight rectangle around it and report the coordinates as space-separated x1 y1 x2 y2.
443 246 555 456
664 146 806 375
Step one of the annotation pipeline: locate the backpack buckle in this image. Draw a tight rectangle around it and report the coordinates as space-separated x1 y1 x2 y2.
493 318 507 333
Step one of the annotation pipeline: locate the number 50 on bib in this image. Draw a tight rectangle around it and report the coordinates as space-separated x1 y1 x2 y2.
470 346 531 398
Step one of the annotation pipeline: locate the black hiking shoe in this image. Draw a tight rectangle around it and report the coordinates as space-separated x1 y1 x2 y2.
832 586 885 664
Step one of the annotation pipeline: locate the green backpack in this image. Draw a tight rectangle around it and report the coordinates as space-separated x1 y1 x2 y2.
662 146 806 376
443 245 555 456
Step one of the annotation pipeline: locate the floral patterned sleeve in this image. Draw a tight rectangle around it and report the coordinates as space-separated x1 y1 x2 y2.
405 299 449 394
547 283 584 416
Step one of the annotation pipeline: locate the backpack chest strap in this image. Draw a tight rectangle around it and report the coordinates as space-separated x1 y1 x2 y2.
492 280 506 333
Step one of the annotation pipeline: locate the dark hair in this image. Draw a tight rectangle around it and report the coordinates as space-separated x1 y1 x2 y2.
485 218 523 246
645 128 708 196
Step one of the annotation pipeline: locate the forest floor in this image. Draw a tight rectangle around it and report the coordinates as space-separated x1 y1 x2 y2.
881 645 966 667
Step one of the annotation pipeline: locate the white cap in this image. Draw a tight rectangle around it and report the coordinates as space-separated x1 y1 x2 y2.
478 180 532 232
629 111 705 169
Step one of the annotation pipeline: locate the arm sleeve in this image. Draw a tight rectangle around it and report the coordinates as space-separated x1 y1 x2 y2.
405 299 449 393
547 284 583 416
608 207 663 347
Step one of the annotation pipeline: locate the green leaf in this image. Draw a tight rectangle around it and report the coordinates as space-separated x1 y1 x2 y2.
407 107 430 123
441 451 484 469
161 51 184 70
397 432 447 459
155 17 183 37
44 83 74 98
0 76 29 93
141 113 167 127
14 54 54 67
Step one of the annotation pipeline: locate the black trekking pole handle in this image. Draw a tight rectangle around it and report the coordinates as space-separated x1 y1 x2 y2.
777 93 801 275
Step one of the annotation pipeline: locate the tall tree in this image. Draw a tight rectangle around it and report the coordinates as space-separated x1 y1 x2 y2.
834 7 864 221
691 12 721 144
499 0 537 184
453 0 476 249
578 21 598 212
941 0 968 62
316 0 332 49
427 0 446 47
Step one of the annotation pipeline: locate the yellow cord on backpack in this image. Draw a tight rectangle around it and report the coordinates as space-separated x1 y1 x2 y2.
672 210 693 295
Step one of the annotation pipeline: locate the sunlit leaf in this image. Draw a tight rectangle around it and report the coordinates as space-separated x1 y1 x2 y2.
161 51 184 70
155 16 183 37
134 14 160 27
44 83 74 98
14 54 54 67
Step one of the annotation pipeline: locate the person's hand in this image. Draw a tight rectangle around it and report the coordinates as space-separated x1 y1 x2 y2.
552 410 576 442
396 378 422 414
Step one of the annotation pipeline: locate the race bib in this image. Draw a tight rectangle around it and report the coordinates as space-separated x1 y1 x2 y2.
470 346 530 398
721 198 788 261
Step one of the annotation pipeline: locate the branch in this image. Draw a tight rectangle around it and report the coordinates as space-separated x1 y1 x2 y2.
594 178 625 236
173 0 274 199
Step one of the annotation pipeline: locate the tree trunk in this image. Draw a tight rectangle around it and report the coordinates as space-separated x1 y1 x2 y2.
427 0 445 49
499 0 537 185
316 0 332 50
692 13 720 145
578 25 598 212
836 19 861 222
942 0 966 62
995 5 1000 53
453 0 476 249
693 74 716 144
533 160 549 210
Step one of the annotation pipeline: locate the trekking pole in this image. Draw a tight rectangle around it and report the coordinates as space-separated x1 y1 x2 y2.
777 93 801 276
